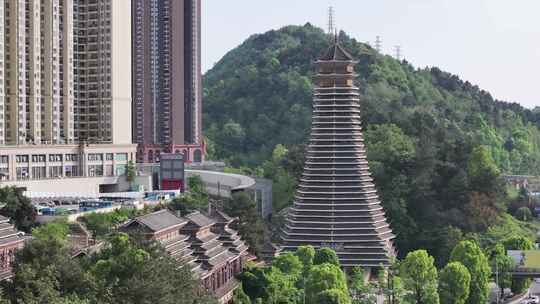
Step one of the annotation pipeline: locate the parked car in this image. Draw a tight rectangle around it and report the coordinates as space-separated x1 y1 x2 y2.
527 295 539 304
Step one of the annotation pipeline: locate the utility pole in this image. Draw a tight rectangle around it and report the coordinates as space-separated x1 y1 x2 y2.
375 36 382 53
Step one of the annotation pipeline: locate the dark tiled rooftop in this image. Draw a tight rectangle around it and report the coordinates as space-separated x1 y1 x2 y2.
134 209 187 232
185 212 215 228
318 41 354 61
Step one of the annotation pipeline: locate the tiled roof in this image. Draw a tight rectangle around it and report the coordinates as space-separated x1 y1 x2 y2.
134 209 187 232
211 210 234 224
318 41 354 61
185 212 215 228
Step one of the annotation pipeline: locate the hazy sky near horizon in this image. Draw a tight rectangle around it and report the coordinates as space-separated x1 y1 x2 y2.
202 0 540 108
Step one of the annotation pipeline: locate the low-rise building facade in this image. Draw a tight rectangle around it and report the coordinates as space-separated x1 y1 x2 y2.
0 143 136 182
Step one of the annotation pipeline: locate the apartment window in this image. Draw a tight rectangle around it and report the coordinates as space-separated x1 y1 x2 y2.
65 154 78 161
116 164 126 176
16 155 29 163
16 167 29 180
32 166 46 179
64 165 79 177
88 165 103 177
115 153 127 162
105 165 113 176
0 156 8 164
88 153 103 161
49 154 63 162
0 168 9 181
49 166 62 178
106 153 113 161
35 155 46 162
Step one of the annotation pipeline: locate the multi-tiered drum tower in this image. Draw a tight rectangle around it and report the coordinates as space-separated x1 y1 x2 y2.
281 38 395 273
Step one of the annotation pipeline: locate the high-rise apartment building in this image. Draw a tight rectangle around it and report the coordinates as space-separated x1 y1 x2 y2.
132 0 204 163
0 0 74 146
0 0 136 185
74 0 132 145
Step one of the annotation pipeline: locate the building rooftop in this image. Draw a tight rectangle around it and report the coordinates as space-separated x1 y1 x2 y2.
318 40 354 61
185 211 215 228
131 209 187 233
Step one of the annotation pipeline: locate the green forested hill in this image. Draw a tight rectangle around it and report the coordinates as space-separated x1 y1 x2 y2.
203 24 540 262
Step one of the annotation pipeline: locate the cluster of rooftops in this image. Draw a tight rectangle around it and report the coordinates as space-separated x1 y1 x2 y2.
121 209 252 280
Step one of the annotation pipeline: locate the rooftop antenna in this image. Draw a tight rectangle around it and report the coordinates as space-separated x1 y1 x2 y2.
394 45 402 61
327 6 335 39
375 36 382 53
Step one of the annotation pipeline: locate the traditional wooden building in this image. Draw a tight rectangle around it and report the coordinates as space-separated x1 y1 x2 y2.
121 209 206 277
122 209 249 303
182 212 242 303
0 215 28 280
281 39 395 274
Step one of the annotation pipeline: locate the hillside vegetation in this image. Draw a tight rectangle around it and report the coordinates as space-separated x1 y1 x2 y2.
203 24 540 262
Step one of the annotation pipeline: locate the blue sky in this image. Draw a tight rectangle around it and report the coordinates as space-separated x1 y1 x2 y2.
203 0 540 108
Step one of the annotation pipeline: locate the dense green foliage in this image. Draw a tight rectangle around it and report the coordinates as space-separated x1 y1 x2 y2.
203 23 540 263
238 247 350 304
222 192 267 255
313 247 340 267
81 208 138 238
449 241 491 304
400 250 440 304
4 223 215 304
488 243 514 300
438 262 471 304
0 186 37 232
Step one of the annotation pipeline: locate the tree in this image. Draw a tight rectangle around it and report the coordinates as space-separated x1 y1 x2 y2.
314 288 352 304
223 192 266 255
0 186 37 232
82 212 114 237
450 241 491 304
438 262 471 304
294 245 315 280
90 233 216 304
126 160 136 191
400 250 440 304
9 222 97 303
313 248 340 267
515 207 532 221
232 284 251 304
467 146 501 193
305 263 350 304
168 193 207 215
187 175 207 197
503 235 534 251
348 267 377 304
489 243 514 300
31 221 69 243
237 264 300 303
295 245 315 273
272 252 303 279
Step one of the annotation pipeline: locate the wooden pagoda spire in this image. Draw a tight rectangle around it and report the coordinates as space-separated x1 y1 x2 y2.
281 40 395 271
